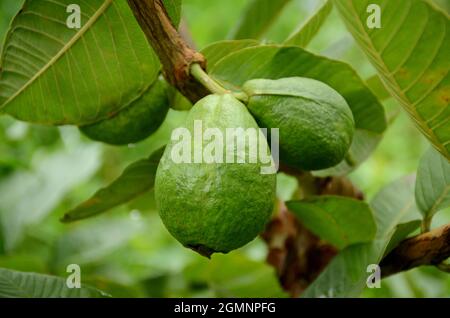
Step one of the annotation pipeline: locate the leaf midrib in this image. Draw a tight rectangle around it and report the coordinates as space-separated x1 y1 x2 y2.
1 0 113 108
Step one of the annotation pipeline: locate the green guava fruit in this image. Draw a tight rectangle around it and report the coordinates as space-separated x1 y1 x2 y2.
154 94 276 257
242 77 355 171
80 79 170 145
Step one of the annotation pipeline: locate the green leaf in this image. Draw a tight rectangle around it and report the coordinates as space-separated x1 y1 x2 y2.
366 74 391 101
384 220 421 255
0 139 101 251
0 0 160 126
61 147 164 223
381 175 422 254
228 0 291 40
371 176 421 241
288 196 376 249
415 147 450 222
162 0 182 27
210 45 386 174
334 0 450 160
0 267 109 298
303 176 420 297
201 40 260 70
284 0 333 47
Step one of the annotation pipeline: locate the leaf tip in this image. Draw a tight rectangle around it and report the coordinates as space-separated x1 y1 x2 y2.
60 213 74 224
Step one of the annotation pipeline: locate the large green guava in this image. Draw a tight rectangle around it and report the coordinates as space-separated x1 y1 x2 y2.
80 79 170 145
242 77 355 171
154 94 276 257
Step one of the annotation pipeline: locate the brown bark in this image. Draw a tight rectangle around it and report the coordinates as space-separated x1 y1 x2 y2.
380 224 450 277
127 0 209 103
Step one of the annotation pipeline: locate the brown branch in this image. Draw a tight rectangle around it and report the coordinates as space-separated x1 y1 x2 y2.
261 201 337 297
380 224 450 278
127 0 209 103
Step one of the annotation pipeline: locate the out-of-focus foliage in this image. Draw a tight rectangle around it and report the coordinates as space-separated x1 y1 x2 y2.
415 148 450 222
0 0 448 298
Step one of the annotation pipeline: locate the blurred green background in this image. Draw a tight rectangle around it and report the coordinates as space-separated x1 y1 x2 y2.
0 0 449 297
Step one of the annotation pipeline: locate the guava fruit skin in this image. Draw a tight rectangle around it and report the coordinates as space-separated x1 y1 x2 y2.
243 77 355 171
80 79 169 145
155 94 276 256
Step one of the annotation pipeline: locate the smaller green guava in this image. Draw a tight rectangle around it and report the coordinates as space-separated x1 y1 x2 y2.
242 77 355 171
80 79 170 145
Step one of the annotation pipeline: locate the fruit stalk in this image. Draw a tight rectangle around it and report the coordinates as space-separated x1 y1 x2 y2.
190 64 230 95
190 64 249 102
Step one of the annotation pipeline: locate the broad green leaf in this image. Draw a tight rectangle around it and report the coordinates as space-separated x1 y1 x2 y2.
415 147 450 221
210 45 386 174
162 0 182 27
384 220 421 255
284 0 333 47
62 147 164 223
201 40 260 70
371 176 422 240
366 74 391 101
0 0 160 125
303 176 420 297
0 138 101 251
380 174 422 255
335 0 450 160
0 267 109 298
228 0 291 40
288 196 376 250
